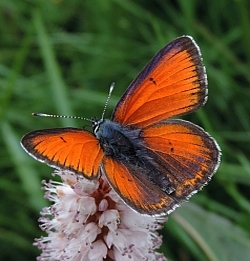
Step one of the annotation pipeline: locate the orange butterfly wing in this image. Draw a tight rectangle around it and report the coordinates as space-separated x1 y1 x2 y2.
141 119 220 200
102 119 220 215
21 128 104 179
102 157 178 215
112 36 207 128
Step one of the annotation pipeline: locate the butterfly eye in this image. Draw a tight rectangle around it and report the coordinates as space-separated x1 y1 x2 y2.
92 119 104 136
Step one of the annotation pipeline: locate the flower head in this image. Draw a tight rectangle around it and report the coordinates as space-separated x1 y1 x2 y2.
34 170 168 261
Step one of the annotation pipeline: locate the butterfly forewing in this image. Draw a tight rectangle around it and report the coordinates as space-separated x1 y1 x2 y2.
21 128 104 179
112 36 207 128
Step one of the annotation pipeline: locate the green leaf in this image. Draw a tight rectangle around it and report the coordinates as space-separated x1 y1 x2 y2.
169 203 250 261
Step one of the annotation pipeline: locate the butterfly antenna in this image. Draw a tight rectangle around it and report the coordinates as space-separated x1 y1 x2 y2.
33 83 115 123
101 82 115 120
32 112 93 122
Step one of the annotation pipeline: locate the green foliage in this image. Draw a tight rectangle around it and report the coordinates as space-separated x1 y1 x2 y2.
0 0 250 260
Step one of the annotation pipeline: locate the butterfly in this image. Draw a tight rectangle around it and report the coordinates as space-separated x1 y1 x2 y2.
21 36 221 216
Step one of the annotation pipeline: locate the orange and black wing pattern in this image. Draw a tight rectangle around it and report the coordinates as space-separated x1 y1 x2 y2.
21 128 104 179
141 119 220 201
102 157 179 215
112 36 207 128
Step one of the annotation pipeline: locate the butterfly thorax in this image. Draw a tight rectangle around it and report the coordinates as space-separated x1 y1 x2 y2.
94 120 142 162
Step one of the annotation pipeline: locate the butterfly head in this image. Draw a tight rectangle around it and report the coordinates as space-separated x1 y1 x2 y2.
92 118 105 136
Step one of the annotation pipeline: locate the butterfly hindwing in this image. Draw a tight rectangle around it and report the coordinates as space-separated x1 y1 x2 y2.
21 128 104 179
102 157 179 215
141 119 220 199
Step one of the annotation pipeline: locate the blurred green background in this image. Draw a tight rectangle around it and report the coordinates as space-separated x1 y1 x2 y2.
1 0 250 260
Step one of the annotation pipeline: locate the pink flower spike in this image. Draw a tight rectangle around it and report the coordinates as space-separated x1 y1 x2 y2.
34 170 168 261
